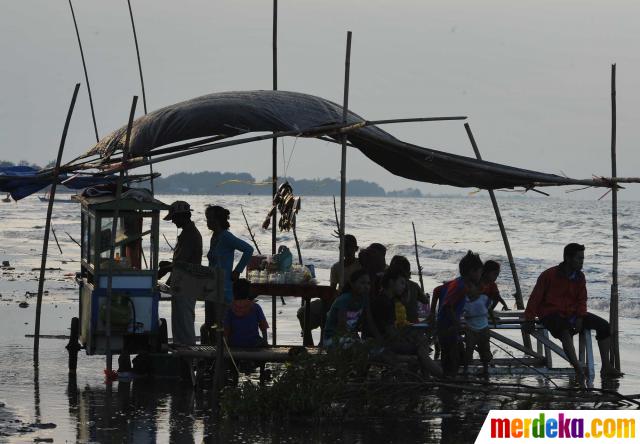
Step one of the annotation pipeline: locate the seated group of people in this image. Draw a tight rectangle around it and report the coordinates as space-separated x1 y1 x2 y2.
322 236 441 376
322 238 623 384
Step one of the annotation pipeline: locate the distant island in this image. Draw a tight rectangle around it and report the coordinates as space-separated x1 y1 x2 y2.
1 160 425 197
152 171 424 197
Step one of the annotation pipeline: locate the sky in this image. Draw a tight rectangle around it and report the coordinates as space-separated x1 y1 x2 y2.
1 0 640 199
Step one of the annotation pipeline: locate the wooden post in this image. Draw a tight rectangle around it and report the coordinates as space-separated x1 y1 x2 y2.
68 1 98 143
609 63 621 370
33 83 81 361
211 302 225 412
339 32 352 290
464 123 532 350
104 96 138 374
126 0 154 194
271 0 278 346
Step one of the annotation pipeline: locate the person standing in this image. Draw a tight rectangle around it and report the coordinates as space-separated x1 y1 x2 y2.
204 205 254 342
436 251 484 377
159 200 202 346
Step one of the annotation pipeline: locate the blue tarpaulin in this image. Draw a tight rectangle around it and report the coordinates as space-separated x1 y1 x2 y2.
0 166 116 201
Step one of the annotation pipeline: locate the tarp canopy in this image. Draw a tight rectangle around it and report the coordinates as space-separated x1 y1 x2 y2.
87 90 604 190
0 166 117 201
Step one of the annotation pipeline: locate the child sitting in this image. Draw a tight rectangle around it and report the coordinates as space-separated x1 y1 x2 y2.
462 282 493 376
223 279 269 347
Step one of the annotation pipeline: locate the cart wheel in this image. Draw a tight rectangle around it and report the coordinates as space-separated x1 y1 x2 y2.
159 318 168 347
66 317 81 373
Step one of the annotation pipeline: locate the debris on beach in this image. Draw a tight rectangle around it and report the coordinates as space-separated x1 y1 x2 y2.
18 302 29 308
1 260 9 267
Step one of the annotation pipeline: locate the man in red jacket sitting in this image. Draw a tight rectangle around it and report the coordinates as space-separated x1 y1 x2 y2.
523 243 622 385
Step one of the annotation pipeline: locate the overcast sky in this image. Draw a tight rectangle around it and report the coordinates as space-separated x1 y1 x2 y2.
1 0 640 199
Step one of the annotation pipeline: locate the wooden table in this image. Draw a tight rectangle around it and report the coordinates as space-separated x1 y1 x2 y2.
250 283 336 346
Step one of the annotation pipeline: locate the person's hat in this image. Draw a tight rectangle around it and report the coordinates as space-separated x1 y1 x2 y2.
164 200 192 220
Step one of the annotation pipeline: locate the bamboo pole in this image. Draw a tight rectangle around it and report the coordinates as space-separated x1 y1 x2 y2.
127 0 147 115
271 0 278 346
34 83 80 361
241 205 261 255
68 1 98 143
609 64 621 370
339 32 352 291
411 222 425 293
126 0 155 194
104 96 138 375
464 123 532 351
464 124 524 308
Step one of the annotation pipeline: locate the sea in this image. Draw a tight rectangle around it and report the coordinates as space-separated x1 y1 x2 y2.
1 193 639 442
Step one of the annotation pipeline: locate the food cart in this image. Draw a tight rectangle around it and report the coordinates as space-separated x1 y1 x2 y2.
69 191 169 363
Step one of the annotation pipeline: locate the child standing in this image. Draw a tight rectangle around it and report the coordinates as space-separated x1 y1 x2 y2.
224 279 269 347
462 285 493 376
480 260 509 311
436 251 484 377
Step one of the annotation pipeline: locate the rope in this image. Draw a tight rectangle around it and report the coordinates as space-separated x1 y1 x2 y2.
281 137 286 179
222 336 240 375
284 136 299 177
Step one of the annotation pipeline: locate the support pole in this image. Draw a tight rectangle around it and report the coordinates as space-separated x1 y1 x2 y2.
104 96 138 375
68 1 98 143
126 0 154 194
271 0 278 346
338 32 352 290
464 123 532 350
609 63 621 370
34 83 80 361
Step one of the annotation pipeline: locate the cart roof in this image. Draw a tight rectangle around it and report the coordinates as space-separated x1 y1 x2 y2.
74 193 169 212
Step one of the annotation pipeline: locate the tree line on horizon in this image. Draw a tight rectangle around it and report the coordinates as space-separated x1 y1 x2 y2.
153 171 424 197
